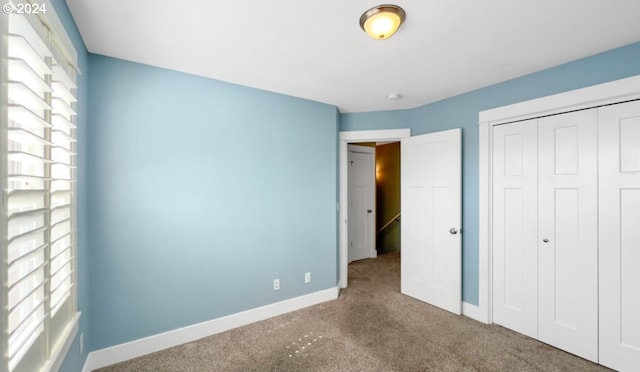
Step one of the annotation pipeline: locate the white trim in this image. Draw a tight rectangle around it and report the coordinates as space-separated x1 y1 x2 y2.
45 312 80 372
339 129 411 142
478 74 640 327
477 121 491 324
82 287 339 372
339 129 411 288
479 75 640 125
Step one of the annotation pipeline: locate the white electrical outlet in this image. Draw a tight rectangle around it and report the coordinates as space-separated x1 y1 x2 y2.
305 272 311 284
273 278 280 291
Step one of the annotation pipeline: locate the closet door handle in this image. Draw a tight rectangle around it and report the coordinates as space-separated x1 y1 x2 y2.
542 238 549 243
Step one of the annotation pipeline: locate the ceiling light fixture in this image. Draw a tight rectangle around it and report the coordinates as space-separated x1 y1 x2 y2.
359 4 406 40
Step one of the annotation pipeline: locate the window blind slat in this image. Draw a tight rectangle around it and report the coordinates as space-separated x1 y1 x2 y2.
51 247 72 276
51 235 71 257
51 167 72 183
8 104 51 129
8 305 45 360
7 227 47 250
7 34 52 76
8 127 52 146
7 235 47 264
8 176 47 191
51 97 76 119
50 262 71 289
7 248 45 287
8 271 45 316
50 243 71 262
50 217 71 231
51 129 76 142
8 153 46 180
50 180 72 193
51 81 76 103
8 150 49 164
7 189 46 215
51 146 76 161
51 113 76 130
51 206 70 225
8 12 52 57
51 64 77 90
7 209 46 239
7 58 50 97
7 82 51 113
51 131 74 150
51 277 72 311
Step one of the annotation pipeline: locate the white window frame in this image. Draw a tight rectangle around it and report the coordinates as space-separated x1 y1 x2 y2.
1 1 81 371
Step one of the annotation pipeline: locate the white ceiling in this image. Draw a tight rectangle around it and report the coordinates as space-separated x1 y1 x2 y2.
66 0 640 113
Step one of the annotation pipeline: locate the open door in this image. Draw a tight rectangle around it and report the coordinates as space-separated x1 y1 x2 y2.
347 145 376 262
401 128 462 314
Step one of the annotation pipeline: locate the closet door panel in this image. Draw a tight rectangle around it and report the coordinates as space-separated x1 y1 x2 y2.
492 120 538 338
599 100 640 372
538 110 598 362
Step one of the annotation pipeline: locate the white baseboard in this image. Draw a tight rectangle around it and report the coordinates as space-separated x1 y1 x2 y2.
82 287 339 372
462 301 488 324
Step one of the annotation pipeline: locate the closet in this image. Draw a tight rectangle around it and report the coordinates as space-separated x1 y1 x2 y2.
491 99 640 371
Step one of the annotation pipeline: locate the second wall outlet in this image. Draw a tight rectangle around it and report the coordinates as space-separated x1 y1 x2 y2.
273 278 280 291
305 272 311 284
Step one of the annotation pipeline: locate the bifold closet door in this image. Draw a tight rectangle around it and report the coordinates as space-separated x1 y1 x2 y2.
492 119 538 339
598 100 640 372
537 110 598 362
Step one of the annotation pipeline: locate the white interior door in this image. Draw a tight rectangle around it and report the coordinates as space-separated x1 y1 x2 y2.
537 110 598 362
401 128 461 314
492 119 538 339
598 100 640 372
348 145 376 262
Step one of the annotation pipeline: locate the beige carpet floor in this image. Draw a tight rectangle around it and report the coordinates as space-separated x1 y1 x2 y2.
96 252 611 371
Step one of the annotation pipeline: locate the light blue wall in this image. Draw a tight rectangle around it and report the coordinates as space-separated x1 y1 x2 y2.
341 41 640 305
86 55 339 350
49 0 90 371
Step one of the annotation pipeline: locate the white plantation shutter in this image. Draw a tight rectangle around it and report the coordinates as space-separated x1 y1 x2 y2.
2 2 80 371
48 56 76 319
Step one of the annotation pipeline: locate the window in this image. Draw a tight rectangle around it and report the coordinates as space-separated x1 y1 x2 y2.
1 1 80 371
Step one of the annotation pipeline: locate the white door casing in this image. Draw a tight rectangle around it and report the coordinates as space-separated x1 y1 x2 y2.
537 110 599 362
347 145 376 262
598 100 640 372
339 129 411 289
401 128 462 315
491 120 538 338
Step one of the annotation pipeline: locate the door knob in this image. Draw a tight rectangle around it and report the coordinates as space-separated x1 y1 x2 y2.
449 228 458 235
367 209 372 213
542 238 549 243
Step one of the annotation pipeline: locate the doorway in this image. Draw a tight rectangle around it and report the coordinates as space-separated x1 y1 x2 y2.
339 128 463 315
339 129 411 288
346 141 401 263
